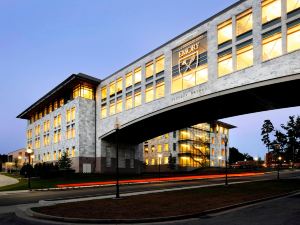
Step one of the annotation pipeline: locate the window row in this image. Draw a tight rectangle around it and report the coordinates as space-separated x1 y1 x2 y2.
145 157 169 165
144 143 169 154
101 55 165 101
41 147 76 162
101 81 165 118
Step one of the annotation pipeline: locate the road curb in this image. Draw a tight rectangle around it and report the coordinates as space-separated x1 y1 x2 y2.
22 190 300 224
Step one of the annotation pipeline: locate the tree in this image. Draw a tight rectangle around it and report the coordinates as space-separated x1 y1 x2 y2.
57 152 72 170
261 120 274 154
168 153 176 170
229 147 245 164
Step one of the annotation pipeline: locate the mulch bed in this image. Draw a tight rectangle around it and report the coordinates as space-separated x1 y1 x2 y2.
34 179 300 220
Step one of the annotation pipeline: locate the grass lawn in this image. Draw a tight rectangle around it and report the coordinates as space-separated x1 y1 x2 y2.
33 179 300 220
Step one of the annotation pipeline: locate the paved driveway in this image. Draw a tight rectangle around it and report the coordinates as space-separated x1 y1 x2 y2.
0 174 19 187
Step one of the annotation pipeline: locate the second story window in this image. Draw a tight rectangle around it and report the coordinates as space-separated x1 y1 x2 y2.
218 49 233 77
134 89 141 107
262 29 282 61
126 93 133 110
125 72 133 88
145 61 154 78
109 81 116 96
287 21 300 52
134 67 142 84
101 105 107 118
71 107 75 121
236 9 253 38
101 86 107 101
236 41 254 70
155 79 165 99
66 109 71 123
287 0 300 13
145 84 154 103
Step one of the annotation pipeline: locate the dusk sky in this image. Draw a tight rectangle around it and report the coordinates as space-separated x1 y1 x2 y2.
0 0 299 157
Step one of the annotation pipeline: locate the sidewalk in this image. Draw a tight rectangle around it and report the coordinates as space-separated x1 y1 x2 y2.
0 174 19 187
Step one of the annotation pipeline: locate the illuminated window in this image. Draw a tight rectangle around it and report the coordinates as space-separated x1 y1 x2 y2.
145 159 149 165
101 86 107 100
39 112 43 119
126 94 133 110
182 72 195 90
71 107 75 121
236 43 253 70
218 51 233 77
211 137 215 144
151 158 155 165
73 85 94 100
287 0 300 13
116 98 122 113
236 9 253 36
162 157 167 165
71 125 75 138
58 129 61 142
109 81 116 96
109 101 116 115
157 144 162 153
145 61 154 78
54 131 58 143
212 148 215 155
262 32 282 61
134 67 142 84
54 101 58 110
43 121 47 132
172 75 182 93
156 80 165 99
35 125 40 136
287 23 300 52
116 77 123 93
151 145 155 152
165 133 169 139
44 107 48 116
134 90 141 107
67 126 71 139
262 0 281 24
221 149 225 156
49 104 53 113
155 55 165 74
72 146 75 157
125 72 132 87
101 105 107 118
66 148 70 157
145 85 154 103
59 98 64 107
195 65 208 85
66 109 71 123
53 151 57 160
164 143 169 151
218 19 232 45
57 114 61 127
58 150 62 160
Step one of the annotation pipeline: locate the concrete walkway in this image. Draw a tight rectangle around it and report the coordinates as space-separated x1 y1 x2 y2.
0 174 19 187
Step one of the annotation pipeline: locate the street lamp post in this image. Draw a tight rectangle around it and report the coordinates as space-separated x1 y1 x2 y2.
224 135 228 186
277 156 282 180
158 154 162 180
115 118 121 199
26 147 33 190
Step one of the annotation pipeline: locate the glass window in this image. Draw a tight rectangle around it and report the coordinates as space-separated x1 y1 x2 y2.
116 77 123 93
57 114 61 126
146 61 154 78
195 65 208 85
182 72 195 90
134 67 142 84
164 157 169 165
236 9 253 36
126 95 133 110
218 19 232 45
71 125 75 138
287 23 300 52
145 85 154 103
73 85 94 100
172 75 182 93
66 109 71 122
71 107 75 120
155 55 165 74
164 143 169 151
109 102 116 115
262 0 281 24
116 99 122 113
59 98 64 107
287 0 300 13
134 91 141 107
101 86 107 100
218 52 233 77
109 81 116 95
236 44 253 70
101 106 107 118
125 72 132 87
157 144 162 153
156 81 165 99
262 32 282 61
72 147 75 157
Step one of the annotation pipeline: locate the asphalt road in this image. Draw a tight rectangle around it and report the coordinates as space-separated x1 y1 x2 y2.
0 170 299 207
163 192 300 225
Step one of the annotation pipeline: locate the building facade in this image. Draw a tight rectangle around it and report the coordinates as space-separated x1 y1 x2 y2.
18 0 300 173
143 121 235 171
4 148 27 172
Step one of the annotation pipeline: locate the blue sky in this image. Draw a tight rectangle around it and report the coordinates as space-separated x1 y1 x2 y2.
0 0 299 157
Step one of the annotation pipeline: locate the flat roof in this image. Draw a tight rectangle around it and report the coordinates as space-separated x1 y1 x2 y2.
17 73 101 119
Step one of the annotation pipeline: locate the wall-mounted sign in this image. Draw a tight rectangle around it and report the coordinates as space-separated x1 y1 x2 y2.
172 33 207 76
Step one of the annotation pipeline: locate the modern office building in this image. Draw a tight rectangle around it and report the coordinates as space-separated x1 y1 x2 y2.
143 121 235 172
4 148 27 172
18 0 300 173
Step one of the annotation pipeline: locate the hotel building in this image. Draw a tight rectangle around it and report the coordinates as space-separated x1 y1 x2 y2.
17 0 300 173
143 121 235 171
